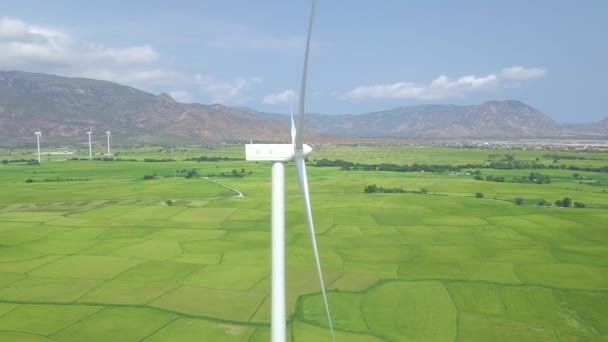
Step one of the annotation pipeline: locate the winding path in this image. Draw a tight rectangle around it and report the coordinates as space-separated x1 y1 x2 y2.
202 177 244 197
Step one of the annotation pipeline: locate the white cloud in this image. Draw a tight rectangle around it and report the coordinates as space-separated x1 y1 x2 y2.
79 69 179 85
343 73 498 101
263 89 297 104
500 66 546 80
194 74 259 105
0 16 161 78
167 90 194 103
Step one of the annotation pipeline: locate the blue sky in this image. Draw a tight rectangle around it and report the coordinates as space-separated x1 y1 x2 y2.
1 0 606 122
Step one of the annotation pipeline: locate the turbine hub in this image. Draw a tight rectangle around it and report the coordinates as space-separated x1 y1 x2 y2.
302 144 312 157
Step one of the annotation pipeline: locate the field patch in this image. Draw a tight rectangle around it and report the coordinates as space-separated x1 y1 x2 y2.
250 268 343 322
0 212 64 222
302 292 368 333
0 277 101 302
0 255 61 273
97 227 159 239
457 312 557 341
344 262 398 278
329 272 378 291
76 238 141 255
0 273 26 288
20 238 99 254
485 215 541 229
446 282 506 317
114 260 202 282
461 262 521 284
501 286 591 333
114 205 186 219
422 216 488 226
45 217 91 227
0 230 43 246
109 240 182 260
52 307 175 342
68 206 137 220
292 322 382 341
169 253 220 265
151 286 266 321
0 331 56 341
515 263 608 289
327 225 363 236
558 291 608 334
54 228 107 239
287 246 343 270
519 214 585 229
179 239 248 254
552 245 608 266
29 255 142 279
78 280 179 305
170 207 237 223
145 318 254 342
145 228 224 241
0 304 101 335
338 246 410 263
485 246 556 263
0 221 39 232
363 281 457 341
180 265 269 291
398 263 467 280
416 245 482 262
222 248 270 267
226 208 268 220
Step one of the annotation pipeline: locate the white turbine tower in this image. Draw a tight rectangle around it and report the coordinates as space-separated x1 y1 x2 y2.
34 131 42 163
245 2 334 341
87 129 92 160
106 131 112 155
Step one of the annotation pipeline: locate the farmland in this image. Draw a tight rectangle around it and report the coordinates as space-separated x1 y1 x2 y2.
0 144 607 341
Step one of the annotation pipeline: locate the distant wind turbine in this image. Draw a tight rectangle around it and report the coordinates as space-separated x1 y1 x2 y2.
35 131 42 163
87 129 92 160
106 131 112 155
245 1 334 341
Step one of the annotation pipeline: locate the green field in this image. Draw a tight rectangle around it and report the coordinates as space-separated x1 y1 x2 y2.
0 145 607 341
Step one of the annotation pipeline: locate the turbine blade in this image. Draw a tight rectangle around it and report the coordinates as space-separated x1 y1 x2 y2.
294 157 335 341
290 105 296 146
294 0 316 153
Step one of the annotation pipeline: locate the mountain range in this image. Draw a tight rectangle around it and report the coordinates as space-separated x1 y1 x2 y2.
1 70 606 144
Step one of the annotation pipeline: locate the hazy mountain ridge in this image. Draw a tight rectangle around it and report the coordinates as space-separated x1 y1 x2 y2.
0 71 290 143
0 70 605 144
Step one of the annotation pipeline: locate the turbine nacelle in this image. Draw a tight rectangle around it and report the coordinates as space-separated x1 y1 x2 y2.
245 143 312 162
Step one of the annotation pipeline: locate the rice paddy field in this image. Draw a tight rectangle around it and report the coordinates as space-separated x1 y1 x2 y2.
0 144 607 341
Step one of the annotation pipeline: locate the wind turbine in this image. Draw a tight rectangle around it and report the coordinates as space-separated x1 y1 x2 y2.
86 129 92 160
106 131 112 155
34 131 42 163
245 1 334 341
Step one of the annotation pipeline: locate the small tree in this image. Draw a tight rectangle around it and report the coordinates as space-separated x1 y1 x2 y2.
573 201 586 208
25 178 34 183
165 200 173 206
475 192 484 198
562 197 572 207
515 197 524 205
364 184 379 193
537 199 549 206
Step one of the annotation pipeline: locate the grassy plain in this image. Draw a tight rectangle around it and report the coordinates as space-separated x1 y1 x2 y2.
0 144 607 341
